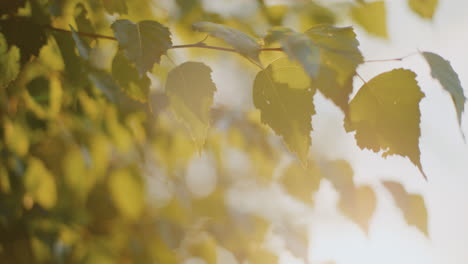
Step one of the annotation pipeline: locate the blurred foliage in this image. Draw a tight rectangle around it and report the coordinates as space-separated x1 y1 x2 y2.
0 0 460 263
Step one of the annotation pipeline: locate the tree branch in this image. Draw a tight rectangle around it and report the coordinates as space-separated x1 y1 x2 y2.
45 25 284 53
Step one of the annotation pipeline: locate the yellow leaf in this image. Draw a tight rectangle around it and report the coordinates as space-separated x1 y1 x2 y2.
25 157 57 209
408 0 438 19
253 57 315 163
4 119 29 157
347 69 426 179
383 181 428 236
339 185 376 233
281 161 321 205
351 1 388 38
108 168 145 220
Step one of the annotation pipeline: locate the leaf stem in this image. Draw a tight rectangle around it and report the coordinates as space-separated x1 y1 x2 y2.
364 52 419 63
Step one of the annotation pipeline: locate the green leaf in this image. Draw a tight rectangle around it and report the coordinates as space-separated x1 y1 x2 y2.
112 51 151 102
339 185 376 233
351 1 388 38
112 19 172 76
0 33 20 89
280 161 321 205
346 69 426 179
0 17 47 65
306 25 363 113
165 62 217 148
192 21 261 64
422 52 466 138
408 0 438 19
253 57 315 162
383 181 428 236
265 28 320 78
102 0 128 15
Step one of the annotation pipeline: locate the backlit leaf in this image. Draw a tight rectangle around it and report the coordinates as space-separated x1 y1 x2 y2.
192 22 261 64
383 181 428 236
112 19 172 76
347 69 426 179
253 57 315 162
165 62 217 149
4 119 29 157
112 51 151 102
408 0 438 19
24 157 57 209
422 52 466 138
351 1 388 38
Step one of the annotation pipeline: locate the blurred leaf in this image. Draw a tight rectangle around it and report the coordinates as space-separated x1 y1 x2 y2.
247 247 278 264
0 164 10 193
102 0 128 15
165 62 217 149
265 28 320 78
189 233 218 264
88 68 119 102
306 25 363 112
383 181 428 236
422 51 466 138
281 161 321 205
4 119 29 157
192 22 261 64
339 185 376 233
109 168 145 220
112 51 151 102
253 57 315 163
25 157 57 209
408 0 438 19
0 17 47 64
0 33 20 89
112 19 172 76
346 69 426 179
351 1 388 38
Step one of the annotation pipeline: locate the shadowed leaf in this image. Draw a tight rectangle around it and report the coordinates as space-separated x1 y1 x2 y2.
112 19 172 76
165 62 217 149
112 51 151 102
0 17 47 64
